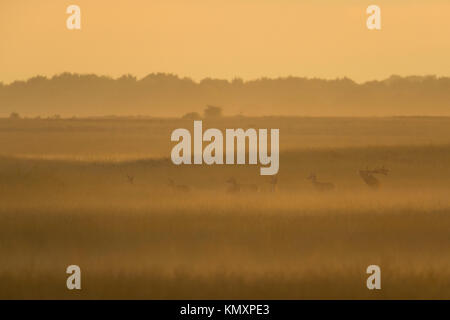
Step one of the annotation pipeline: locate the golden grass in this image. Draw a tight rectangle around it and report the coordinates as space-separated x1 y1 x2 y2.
1 118 450 299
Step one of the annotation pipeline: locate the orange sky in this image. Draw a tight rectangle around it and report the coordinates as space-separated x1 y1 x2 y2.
1 0 449 83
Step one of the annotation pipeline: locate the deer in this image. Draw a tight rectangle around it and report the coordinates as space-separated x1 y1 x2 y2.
267 175 278 192
226 178 259 194
126 174 135 185
168 179 190 193
359 166 389 189
307 174 335 192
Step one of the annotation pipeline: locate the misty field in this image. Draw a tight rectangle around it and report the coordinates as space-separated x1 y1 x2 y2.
1 117 450 299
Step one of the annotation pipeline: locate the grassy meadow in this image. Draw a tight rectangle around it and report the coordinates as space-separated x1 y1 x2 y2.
1 116 450 299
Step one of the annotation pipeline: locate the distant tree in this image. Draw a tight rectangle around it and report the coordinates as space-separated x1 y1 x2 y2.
204 105 222 118
182 112 201 120
9 112 20 120
232 78 244 86
1 73 450 117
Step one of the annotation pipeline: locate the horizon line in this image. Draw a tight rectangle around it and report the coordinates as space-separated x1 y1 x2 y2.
2 72 449 86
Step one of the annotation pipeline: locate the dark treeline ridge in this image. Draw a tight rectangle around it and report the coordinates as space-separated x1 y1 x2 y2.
0 73 449 117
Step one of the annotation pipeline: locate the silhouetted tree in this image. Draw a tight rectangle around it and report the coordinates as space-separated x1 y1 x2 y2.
9 112 20 120
182 112 201 120
204 105 222 118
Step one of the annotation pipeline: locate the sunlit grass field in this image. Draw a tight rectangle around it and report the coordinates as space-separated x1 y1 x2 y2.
1 117 450 299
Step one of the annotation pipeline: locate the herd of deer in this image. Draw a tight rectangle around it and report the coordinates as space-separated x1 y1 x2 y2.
306 166 389 192
125 166 389 194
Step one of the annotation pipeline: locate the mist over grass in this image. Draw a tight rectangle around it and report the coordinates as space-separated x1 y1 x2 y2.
1 117 450 299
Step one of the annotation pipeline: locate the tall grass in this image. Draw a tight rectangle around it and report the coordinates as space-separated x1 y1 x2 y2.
1 118 450 299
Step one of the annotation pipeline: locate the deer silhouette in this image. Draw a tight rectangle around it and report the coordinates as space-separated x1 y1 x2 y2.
359 166 389 189
267 176 278 192
168 179 190 193
126 174 134 185
307 174 335 192
226 178 259 193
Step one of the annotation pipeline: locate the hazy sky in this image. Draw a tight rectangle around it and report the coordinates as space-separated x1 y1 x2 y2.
1 0 449 84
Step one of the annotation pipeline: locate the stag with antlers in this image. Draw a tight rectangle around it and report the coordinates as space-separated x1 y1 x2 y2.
359 165 389 189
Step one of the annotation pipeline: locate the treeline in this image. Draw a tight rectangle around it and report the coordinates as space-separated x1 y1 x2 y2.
0 73 449 117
